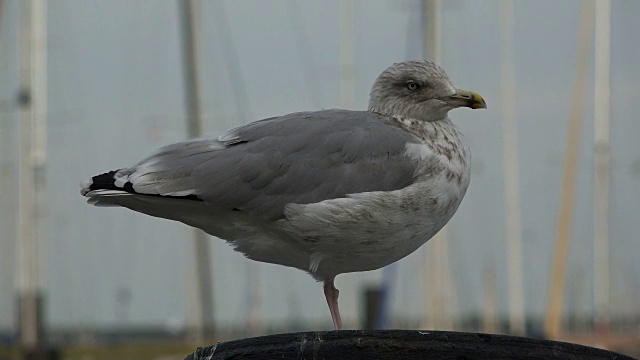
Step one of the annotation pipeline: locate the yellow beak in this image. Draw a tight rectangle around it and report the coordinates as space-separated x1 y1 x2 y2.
441 88 487 109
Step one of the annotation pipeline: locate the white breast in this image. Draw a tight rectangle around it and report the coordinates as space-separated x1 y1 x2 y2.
280 117 471 279
281 171 469 279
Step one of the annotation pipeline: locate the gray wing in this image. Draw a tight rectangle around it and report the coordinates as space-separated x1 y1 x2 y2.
119 109 421 220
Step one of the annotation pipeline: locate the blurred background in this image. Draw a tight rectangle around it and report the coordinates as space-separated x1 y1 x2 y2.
1 0 639 359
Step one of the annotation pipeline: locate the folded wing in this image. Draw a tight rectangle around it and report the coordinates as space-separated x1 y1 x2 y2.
83 109 422 221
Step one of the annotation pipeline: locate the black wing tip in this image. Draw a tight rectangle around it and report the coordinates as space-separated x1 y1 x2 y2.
82 169 129 193
88 170 119 190
81 169 202 202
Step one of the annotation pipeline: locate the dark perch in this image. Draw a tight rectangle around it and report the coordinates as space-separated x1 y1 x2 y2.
184 330 635 360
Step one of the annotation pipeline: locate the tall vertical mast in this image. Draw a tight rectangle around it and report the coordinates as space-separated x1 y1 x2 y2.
17 0 47 349
593 0 611 330
545 1 595 338
499 0 526 336
179 0 214 341
423 0 456 330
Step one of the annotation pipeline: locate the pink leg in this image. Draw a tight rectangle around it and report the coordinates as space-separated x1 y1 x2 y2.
323 279 342 330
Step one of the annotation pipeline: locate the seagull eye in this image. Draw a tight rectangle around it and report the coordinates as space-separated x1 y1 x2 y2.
406 81 419 91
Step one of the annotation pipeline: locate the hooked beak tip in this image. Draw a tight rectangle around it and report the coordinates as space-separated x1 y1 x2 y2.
442 89 487 109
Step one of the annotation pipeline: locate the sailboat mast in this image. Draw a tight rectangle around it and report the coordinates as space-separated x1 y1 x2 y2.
593 0 611 330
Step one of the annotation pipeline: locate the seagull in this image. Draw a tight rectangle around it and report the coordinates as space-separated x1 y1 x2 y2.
81 60 486 330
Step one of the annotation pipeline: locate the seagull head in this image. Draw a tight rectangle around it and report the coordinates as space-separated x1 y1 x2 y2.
368 60 486 122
